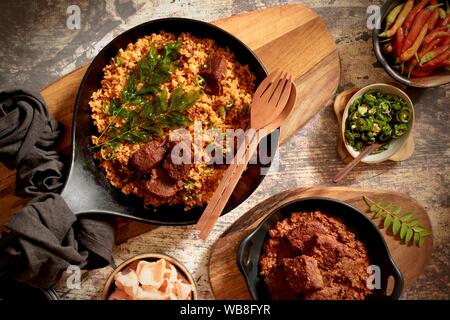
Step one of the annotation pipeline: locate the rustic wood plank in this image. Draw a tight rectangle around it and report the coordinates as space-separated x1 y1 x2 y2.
0 0 447 300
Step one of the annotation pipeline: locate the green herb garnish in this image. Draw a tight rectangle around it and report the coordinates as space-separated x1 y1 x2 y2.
194 75 206 89
135 42 181 95
218 106 226 118
93 40 202 159
203 166 214 176
363 196 431 247
97 86 201 152
242 103 250 115
114 56 123 67
184 181 196 190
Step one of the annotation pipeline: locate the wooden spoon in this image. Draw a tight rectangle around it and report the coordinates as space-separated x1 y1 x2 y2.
195 70 290 231
333 142 383 183
196 74 296 239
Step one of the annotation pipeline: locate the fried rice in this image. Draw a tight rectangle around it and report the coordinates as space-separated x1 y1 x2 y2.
89 31 256 210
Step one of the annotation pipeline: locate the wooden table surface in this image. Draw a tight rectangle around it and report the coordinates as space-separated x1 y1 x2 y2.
0 0 448 300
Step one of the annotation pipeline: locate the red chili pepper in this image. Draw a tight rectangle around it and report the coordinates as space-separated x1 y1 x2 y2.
423 29 450 45
421 37 442 54
442 37 450 46
412 37 443 66
410 37 440 67
403 0 430 34
427 8 441 30
435 13 449 28
432 26 449 33
421 59 450 70
402 8 432 52
420 45 450 64
429 0 438 4
401 23 429 61
420 49 450 69
403 66 433 77
380 0 414 37
395 27 405 58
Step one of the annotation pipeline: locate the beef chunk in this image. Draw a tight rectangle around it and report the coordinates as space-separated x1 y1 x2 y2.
163 140 192 180
303 234 346 269
282 256 324 293
286 221 330 252
303 286 343 300
130 140 166 174
147 168 183 197
259 238 300 277
199 55 227 95
265 265 298 300
163 158 191 180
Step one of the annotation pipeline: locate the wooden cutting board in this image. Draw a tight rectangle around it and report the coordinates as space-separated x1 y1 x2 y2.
0 4 340 241
208 187 433 299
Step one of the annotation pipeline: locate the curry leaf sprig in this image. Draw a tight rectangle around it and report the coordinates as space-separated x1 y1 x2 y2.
93 40 202 160
363 196 431 247
97 85 201 159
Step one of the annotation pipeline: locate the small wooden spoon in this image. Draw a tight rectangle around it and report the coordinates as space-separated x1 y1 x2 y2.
333 142 383 183
196 71 295 239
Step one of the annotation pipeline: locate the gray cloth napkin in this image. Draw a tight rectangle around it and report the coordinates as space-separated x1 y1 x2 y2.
0 90 115 289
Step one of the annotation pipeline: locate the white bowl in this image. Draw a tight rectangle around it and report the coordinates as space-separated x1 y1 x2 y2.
342 83 414 164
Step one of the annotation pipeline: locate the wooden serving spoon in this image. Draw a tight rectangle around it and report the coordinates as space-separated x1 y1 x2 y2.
196 72 296 239
333 142 383 183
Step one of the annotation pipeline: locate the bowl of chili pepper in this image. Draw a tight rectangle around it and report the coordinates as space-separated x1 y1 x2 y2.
373 0 450 87
342 83 414 163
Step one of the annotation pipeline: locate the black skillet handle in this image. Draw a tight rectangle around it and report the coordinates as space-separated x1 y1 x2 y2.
381 258 404 299
60 158 110 216
236 236 259 300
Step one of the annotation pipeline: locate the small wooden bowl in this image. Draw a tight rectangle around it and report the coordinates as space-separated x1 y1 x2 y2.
102 253 198 300
341 83 414 164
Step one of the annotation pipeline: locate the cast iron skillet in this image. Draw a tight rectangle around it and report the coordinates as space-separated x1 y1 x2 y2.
237 197 404 300
61 18 275 225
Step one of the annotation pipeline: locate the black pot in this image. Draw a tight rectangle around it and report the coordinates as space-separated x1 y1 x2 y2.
61 18 275 225
237 197 404 300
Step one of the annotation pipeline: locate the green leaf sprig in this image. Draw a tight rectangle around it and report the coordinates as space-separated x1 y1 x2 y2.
97 85 201 159
93 40 202 159
363 196 431 247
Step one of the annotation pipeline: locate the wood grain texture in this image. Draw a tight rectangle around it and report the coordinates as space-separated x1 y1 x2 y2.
213 5 340 143
0 0 448 300
0 4 339 242
209 186 433 300
334 88 415 164
38 4 339 145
